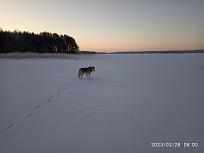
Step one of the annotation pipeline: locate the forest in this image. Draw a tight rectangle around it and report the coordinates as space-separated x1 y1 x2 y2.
0 28 79 54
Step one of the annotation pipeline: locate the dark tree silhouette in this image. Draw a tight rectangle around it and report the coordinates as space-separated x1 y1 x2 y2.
0 29 79 53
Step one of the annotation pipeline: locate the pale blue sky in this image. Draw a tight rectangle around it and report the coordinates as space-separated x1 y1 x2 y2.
0 0 204 51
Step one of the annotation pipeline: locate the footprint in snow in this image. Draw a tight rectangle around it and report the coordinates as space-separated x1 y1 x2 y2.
57 89 61 94
45 99 52 103
25 113 32 118
34 105 41 110
5 123 15 130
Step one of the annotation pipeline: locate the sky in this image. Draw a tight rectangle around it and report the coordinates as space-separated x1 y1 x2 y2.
0 0 204 52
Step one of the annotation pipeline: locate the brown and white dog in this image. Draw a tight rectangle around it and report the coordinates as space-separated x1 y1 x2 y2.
78 66 95 78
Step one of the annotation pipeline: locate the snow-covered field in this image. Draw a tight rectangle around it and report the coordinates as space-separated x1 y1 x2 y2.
0 54 203 153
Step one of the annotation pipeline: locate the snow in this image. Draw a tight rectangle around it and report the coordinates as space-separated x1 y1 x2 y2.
0 54 203 153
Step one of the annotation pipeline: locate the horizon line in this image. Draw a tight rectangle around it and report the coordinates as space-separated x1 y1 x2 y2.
82 49 204 53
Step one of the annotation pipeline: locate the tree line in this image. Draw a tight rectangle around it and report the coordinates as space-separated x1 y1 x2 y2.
0 28 79 54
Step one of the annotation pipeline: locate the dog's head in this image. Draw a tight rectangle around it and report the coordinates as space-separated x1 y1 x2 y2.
89 66 95 72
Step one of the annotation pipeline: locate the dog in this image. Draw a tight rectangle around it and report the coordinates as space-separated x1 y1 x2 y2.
78 66 95 78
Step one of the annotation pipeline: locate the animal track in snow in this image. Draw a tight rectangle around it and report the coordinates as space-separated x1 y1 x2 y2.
25 113 32 118
5 123 15 130
57 89 61 94
46 98 52 103
1 78 76 138
34 105 41 110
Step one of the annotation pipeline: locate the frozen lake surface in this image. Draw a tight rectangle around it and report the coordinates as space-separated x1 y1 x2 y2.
0 54 203 153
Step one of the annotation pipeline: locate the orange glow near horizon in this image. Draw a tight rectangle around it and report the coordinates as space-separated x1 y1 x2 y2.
79 35 204 52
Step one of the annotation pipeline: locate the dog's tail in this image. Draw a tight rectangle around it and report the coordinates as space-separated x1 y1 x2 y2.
78 70 81 78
